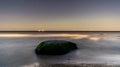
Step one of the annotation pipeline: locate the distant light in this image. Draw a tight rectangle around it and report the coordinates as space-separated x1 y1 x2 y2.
38 29 45 32
38 29 41 32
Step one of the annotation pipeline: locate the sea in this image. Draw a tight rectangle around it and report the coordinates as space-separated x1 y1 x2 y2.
0 31 120 67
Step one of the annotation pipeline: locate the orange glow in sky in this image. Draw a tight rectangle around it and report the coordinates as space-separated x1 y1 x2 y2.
0 0 120 31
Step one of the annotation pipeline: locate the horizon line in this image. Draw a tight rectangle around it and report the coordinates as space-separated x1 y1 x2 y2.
0 30 120 32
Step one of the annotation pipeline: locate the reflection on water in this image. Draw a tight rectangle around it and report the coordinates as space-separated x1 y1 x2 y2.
89 37 100 41
21 62 39 67
0 33 89 39
0 32 120 67
0 34 31 37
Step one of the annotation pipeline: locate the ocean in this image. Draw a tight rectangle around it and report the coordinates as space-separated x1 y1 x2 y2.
0 31 120 67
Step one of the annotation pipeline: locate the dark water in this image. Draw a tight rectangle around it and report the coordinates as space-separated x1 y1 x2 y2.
0 32 120 67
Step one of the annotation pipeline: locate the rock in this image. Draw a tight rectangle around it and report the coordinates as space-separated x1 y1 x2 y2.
35 40 78 55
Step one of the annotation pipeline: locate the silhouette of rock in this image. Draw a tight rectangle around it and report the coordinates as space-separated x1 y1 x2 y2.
35 40 77 55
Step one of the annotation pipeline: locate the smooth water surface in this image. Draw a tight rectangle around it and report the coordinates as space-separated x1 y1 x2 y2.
0 32 120 67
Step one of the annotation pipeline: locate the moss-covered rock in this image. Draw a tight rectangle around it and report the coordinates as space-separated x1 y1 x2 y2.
35 40 78 55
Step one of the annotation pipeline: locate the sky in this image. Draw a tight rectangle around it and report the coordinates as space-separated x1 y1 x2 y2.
0 0 120 31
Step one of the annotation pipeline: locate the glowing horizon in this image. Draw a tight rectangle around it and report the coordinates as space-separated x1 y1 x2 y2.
0 0 120 31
